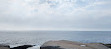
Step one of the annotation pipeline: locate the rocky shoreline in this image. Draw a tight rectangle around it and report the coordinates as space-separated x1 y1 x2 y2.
0 40 111 49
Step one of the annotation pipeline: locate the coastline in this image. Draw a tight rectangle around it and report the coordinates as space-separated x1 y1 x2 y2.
0 40 111 49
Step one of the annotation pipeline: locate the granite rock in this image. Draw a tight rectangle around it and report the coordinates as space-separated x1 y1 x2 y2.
40 40 110 49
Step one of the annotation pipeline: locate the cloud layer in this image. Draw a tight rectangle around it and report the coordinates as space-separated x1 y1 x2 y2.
0 0 111 31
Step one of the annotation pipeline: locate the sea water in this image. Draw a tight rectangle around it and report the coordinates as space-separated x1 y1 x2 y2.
0 31 111 49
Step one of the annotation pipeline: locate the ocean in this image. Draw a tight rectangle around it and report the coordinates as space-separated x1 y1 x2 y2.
0 31 111 49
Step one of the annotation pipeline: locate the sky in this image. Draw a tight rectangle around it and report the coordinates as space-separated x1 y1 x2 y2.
0 0 111 31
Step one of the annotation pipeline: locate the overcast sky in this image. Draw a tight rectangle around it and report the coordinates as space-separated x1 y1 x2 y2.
0 0 111 31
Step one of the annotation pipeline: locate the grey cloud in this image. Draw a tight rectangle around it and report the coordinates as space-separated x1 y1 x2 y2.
0 0 111 31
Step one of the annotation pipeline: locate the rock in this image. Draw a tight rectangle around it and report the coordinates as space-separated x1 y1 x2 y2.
40 40 110 49
40 46 64 49
0 44 10 49
103 44 111 48
10 45 35 49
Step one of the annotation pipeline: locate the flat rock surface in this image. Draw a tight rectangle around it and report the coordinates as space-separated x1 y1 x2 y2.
41 40 110 49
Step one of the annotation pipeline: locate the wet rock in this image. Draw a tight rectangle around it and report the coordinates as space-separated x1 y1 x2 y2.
10 45 35 49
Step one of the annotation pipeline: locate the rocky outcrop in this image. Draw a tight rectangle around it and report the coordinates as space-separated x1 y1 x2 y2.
0 44 10 49
40 40 110 49
10 45 35 49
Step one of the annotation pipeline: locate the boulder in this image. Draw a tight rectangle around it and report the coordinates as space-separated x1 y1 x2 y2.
0 44 10 49
40 40 110 49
